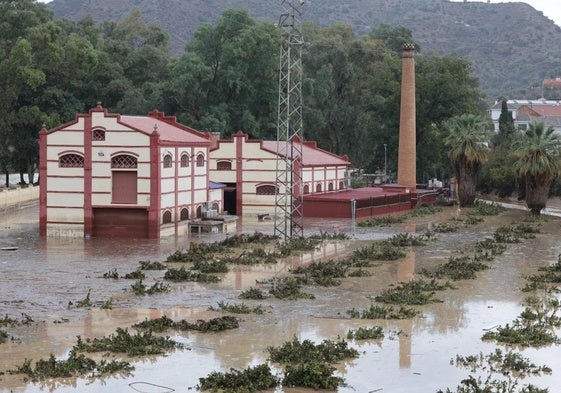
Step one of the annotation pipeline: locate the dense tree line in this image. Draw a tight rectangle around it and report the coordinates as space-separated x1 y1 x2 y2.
1 0 486 186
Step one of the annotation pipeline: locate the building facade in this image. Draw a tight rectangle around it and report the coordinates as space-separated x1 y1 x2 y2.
39 106 216 238
489 99 561 134
208 131 351 217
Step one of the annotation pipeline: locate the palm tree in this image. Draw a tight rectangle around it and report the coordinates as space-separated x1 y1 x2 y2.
513 122 561 215
444 114 490 207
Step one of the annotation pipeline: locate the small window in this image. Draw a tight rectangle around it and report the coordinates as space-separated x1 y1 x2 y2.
316 183 322 193
59 154 84 168
180 154 189 168
211 202 219 211
256 184 278 195
111 154 137 168
162 210 172 224
163 154 172 168
180 208 189 221
196 153 205 167
328 182 334 191
303 184 310 194
217 160 232 170
339 181 345 190
92 129 105 141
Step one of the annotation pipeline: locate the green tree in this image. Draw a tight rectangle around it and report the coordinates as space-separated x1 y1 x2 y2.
513 122 561 214
444 114 490 207
493 100 516 150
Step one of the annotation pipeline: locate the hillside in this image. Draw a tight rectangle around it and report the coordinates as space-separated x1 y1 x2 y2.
47 0 561 101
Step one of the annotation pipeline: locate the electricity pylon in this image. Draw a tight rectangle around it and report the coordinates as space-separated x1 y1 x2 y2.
274 0 304 241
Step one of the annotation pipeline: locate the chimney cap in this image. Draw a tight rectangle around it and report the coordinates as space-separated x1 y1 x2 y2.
402 42 416 51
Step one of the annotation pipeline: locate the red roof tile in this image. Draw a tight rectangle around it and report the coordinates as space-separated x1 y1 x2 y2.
120 115 210 144
261 139 349 166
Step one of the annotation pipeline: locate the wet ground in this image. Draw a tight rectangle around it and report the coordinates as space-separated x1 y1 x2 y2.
1 202 561 392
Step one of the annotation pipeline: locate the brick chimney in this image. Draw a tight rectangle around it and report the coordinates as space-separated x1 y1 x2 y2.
397 42 417 189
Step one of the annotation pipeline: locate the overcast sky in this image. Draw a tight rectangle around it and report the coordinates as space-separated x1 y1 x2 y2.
36 0 561 27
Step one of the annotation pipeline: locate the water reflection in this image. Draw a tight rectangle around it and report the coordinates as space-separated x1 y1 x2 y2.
2 206 561 392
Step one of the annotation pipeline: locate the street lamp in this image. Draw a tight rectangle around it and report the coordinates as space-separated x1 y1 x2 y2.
383 144 387 182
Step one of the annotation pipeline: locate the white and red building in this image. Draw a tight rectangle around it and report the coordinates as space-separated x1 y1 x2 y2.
39 105 219 238
208 131 351 217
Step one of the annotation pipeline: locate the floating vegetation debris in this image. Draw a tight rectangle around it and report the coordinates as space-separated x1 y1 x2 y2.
239 287 267 300
209 301 266 314
387 232 430 246
192 259 228 273
164 266 220 282
439 349 550 393
220 232 278 248
8 350 133 382
422 255 489 281
268 277 315 300
133 315 239 333
283 361 345 390
68 289 93 309
267 336 359 365
75 327 182 356
348 268 372 277
525 254 561 287
430 222 459 233
373 279 454 305
0 313 33 327
350 240 407 262
131 280 170 295
308 231 350 241
221 248 279 265
122 269 145 280
472 200 505 216
198 364 279 393
347 326 384 340
482 297 561 347
100 297 113 310
473 238 507 261
277 237 322 256
291 260 348 286
0 329 9 343
493 222 540 243
102 268 119 279
347 304 419 319
138 260 167 270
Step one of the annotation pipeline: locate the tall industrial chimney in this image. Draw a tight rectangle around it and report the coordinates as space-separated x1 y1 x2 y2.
397 42 417 189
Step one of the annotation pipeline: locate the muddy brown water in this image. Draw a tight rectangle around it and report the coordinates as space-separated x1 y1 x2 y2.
1 203 561 392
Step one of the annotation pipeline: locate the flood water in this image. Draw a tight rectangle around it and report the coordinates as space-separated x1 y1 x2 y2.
1 203 561 392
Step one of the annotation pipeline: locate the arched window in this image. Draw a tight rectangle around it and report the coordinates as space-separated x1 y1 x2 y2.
180 154 189 168
303 184 310 194
328 182 334 191
217 160 232 170
111 154 137 168
339 181 345 190
92 129 105 141
316 183 322 193
180 208 189 221
162 210 172 224
59 154 84 168
256 184 278 195
211 202 219 211
196 153 205 167
196 205 203 218
163 154 172 168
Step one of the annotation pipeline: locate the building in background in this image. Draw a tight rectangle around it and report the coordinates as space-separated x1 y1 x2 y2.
39 105 216 238
489 99 561 133
208 131 351 217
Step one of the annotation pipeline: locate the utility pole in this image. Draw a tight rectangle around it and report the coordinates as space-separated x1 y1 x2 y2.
274 0 304 241
383 143 387 182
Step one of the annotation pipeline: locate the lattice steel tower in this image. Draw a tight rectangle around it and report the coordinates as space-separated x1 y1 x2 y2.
274 0 305 241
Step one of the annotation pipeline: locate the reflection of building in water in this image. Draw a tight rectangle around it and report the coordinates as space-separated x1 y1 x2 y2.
396 251 415 368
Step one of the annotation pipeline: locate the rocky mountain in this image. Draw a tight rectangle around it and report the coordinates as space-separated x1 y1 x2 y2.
46 0 561 101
